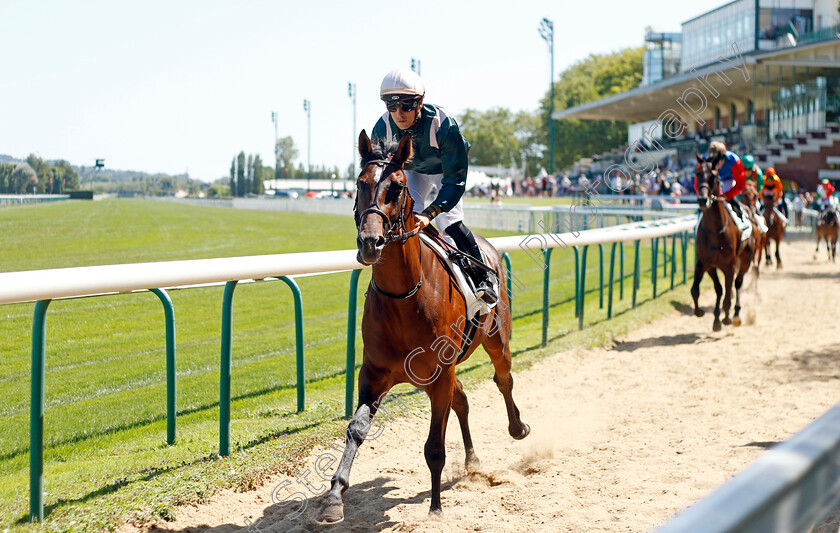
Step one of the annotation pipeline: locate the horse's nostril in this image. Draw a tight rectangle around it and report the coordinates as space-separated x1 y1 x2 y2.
375 236 386 248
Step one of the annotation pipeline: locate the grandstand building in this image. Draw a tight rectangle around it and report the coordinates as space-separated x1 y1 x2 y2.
555 0 840 189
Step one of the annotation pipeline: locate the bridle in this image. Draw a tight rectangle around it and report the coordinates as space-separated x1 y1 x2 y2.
696 161 729 234
356 159 420 245
356 158 422 299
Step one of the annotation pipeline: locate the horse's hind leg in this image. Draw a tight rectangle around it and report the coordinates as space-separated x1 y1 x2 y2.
451 377 480 471
708 269 724 332
691 260 705 317
483 326 530 440
317 363 391 525
733 266 746 327
425 374 455 516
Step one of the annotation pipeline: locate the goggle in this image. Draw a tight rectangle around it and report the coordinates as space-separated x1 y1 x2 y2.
385 99 421 112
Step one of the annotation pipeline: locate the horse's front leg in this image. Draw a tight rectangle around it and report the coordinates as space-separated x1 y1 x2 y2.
775 239 782 269
765 239 772 266
721 266 734 325
691 259 705 317
317 364 391 525
708 269 723 332
425 374 454 516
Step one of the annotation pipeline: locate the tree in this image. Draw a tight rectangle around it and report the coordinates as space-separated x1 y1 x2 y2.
13 163 36 194
0 163 15 193
236 151 246 197
246 154 254 196
539 46 644 171
230 157 236 194
26 154 51 193
459 108 540 168
276 136 298 179
251 155 265 195
53 160 79 191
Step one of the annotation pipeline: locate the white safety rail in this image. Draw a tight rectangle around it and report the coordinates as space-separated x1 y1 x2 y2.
0 194 71 207
0 215 697 306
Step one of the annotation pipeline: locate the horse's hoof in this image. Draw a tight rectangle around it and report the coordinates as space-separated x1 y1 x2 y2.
466 451 481 472
713 320 722 332
722 317 732 325
694 308 705 317
428 508 444 518
733 316 741 327
316 502 344 525
512 423 530 440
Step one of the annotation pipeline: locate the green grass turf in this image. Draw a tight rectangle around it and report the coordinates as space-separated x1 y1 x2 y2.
0 198 693 531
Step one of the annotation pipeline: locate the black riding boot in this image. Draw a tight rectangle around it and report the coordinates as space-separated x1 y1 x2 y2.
729 199 744 219
444 221 498 305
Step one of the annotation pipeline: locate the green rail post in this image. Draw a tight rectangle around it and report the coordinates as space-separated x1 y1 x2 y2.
278 276 305 413
219 281 237 457
607 242 617 319
632 240 641 308
598 243 604 309
573 246 580 318
619 241 625 300
670 234 677 290
30 299 50 523
652 238 659 299
682 231 689 284
578 245 589 330
502 252 513 340
662 236 668 278
541 247 553 347
150 288 177 445
345 269 362 419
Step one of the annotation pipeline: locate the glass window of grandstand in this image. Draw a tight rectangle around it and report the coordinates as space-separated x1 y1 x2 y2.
757 0 813 50
681 0 755 72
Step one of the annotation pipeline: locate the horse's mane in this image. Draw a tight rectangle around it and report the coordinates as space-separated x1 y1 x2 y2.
360 137 413 168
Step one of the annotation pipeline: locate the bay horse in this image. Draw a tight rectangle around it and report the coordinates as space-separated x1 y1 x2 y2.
762 192 785 268
317 131 530 524
691 154 757 331
816 207 839 262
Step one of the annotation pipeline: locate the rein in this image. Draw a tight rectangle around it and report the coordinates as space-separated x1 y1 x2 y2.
358 158 422 300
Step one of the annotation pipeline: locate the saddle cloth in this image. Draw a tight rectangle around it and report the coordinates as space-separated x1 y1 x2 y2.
722 201 754 242
773 207 789 227
419 232 499 317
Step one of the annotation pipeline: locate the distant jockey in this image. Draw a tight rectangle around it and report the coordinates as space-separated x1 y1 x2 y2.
816 178 838 223
761 168 787 217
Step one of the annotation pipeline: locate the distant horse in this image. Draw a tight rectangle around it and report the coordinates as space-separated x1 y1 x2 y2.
691 154 757 331
816 207 839 262
317 131 530 524
741 181 765 269
762 192 785 268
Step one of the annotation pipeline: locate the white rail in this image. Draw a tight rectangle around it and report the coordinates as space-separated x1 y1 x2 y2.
0 215 697 306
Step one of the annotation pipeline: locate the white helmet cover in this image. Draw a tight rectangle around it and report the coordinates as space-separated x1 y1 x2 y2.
380 67 425 100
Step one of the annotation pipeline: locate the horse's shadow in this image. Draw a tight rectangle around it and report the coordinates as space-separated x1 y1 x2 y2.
148 476 457 533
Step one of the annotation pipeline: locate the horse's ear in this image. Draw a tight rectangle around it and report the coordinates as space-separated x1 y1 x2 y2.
393 134 412 165
359 130 372 157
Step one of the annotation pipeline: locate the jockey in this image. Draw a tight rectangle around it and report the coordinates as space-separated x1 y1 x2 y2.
371 67 497 305
697 141 746 218
816 178 838 221
761 168 787 217
742 154 764 193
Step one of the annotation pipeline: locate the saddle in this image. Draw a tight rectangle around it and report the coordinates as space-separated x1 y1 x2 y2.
722 201 754 242
420 226 499 317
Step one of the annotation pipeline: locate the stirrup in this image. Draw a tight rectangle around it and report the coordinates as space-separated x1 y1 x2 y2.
475 282 498 305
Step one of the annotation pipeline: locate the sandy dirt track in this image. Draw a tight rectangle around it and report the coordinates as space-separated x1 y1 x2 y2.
129 235 840 533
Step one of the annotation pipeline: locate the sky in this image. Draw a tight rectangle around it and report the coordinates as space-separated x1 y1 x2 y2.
0 0 720 183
